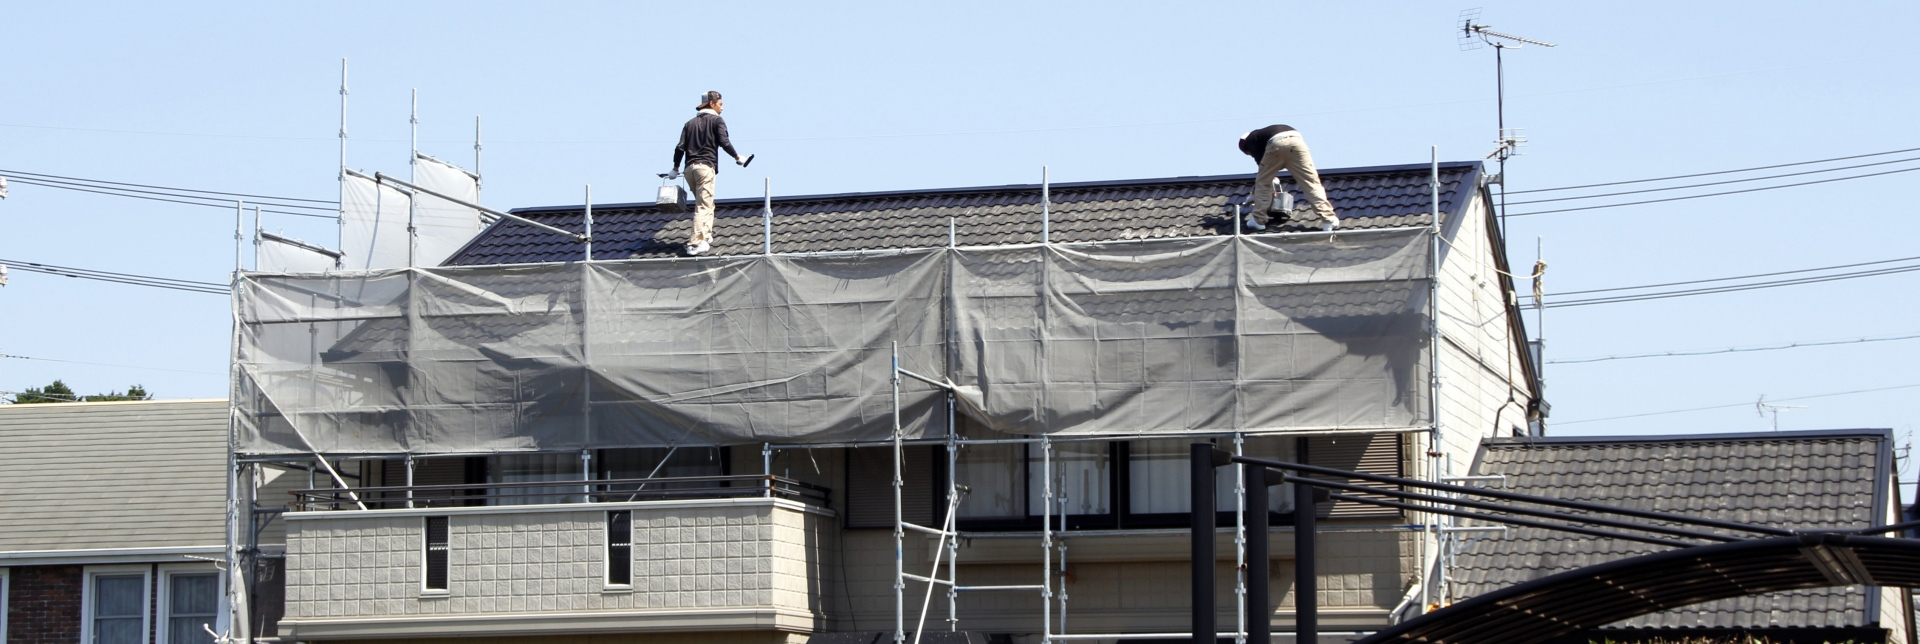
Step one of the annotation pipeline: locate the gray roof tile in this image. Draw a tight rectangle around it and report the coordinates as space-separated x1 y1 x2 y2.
1455 430 1892 630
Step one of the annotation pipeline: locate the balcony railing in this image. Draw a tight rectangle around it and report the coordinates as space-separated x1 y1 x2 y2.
288 474 829 512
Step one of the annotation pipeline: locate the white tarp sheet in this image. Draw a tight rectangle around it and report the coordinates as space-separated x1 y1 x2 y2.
340 175 412 270
257 235 338 273
235 231 1431 455
411 154 484 266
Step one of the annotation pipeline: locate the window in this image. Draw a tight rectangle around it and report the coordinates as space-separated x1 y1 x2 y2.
607 511 633 587
82 565 151 644
0 568 9 643
424 516 450 592
1124 437 1296 526
158 564 221 644
489 453 582 505
597 447 727 499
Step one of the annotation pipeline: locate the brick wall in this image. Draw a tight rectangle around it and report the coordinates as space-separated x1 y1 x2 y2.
6 565 83 644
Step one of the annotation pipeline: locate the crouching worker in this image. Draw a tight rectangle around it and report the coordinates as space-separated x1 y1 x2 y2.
671 91 751 256
1238 125 1338 232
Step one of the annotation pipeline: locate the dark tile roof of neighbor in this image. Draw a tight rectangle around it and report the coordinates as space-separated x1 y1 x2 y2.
445 161 1483 265
1455 429 1894 631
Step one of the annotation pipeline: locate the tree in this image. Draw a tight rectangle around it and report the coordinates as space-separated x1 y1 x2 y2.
13 379 77 404
9 380 152 404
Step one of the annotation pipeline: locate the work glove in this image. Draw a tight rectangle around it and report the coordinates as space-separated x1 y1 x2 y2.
661 169 683 181
736 154 755 168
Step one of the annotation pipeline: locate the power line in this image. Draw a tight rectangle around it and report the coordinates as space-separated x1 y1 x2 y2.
0 168 336 204
1536 254 1920 298
0 258 230 295
1543 263 1920 309
1549 332 1920 365
4 177 337 221
1507 165 1920 217
0 352 225 376
1505 155 1920 206
2 174 336 212
1509 146 1920 194
1553 383 1920 426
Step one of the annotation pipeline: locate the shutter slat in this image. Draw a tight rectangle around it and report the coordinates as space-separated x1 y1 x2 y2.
1306 434 1403 519
846 446 935 528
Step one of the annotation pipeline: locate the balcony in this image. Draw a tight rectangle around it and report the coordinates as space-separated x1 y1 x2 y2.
277 475 835 640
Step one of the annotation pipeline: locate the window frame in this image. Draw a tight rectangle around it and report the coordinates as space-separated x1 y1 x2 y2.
422 516 451 595
81 564 152 644
605 510 634 589
947 437 1306 532
156 562 225 644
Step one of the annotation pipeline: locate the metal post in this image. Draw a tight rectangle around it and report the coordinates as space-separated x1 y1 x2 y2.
1244 465 1273 644
233 201 245 277
1233 435 1247 644
945 408 959 631
474 116 484 201
763 178 773 255
1192 443 1218 644
405 455 416 509
1426 147 1447 608
948 217 957 248
1294 481 1316 644
763 444 774 498
1041 166 1051 244
581 449 592 502
408 89 419 268
338 59 348 252
584 185 594 261
892 342 906 644
1042 436 1054 644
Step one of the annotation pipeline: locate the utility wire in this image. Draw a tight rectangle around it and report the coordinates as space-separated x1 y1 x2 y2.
0 168 336 204
1507 165 1920 217
1509 146 1920 194
1544 264 1920 309
1532 254 1920 298
1549 332 1920 365
0 259 230 295
1554 383 1920 426
0 352 225 376
1505 155 1920 206
2 173 336 211
4 177 337 220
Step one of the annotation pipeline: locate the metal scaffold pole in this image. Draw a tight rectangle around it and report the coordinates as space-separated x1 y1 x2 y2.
893 341 906 644
1042 436 1054 644
1425 147 1447 611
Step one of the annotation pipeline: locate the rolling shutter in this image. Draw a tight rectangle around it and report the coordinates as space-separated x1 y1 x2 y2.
1304 433 1403 519
845 446 935 528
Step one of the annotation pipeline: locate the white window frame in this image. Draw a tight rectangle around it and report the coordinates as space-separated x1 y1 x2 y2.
81 564 152 644
0 567 10 644
421 516 450 596
604 510 634 591
157 562 226 644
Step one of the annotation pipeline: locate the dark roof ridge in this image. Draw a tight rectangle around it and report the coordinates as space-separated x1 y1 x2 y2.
1489 428 1893 446
511 160 1485 215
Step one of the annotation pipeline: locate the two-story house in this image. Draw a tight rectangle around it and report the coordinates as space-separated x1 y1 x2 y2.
232 160 1539 643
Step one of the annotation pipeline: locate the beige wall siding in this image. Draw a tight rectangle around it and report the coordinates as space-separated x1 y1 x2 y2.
1433 194 1533 475
282 501 833 637
0 399 229 552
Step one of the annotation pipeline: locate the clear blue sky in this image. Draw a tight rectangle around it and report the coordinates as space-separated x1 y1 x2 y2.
3 2 1916 474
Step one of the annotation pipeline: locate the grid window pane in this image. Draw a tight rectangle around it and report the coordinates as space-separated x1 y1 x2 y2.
1128 438 1296 514
1029 442 1109 516
956 442 1023 518
93 574 144 644
168 573 219 644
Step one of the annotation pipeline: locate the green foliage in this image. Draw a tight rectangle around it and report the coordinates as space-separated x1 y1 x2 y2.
10 379 151 404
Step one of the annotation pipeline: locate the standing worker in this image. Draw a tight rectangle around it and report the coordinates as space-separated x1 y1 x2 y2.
671 91 752 256
1238 125 1338 232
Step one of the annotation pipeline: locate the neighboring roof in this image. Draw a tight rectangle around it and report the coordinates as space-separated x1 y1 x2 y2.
0 399 230 554
1455 429 1895 630
446 161 1482 265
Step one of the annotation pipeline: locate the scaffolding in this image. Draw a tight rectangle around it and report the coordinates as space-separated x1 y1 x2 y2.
231 154 1473 643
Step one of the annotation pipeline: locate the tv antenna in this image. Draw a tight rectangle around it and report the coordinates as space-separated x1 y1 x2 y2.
1458 8 1554 236
1755 395 1806 431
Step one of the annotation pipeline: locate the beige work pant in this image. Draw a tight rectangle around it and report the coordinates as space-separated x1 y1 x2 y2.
685 163 717 246
1251 132 1336 226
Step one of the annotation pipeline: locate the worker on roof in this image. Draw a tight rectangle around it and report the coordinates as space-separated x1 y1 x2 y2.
671 91 751 256
1238 125 1338 232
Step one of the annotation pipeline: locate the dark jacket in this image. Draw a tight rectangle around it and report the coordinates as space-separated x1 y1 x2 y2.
673 111 739 172
1238 124 1297 164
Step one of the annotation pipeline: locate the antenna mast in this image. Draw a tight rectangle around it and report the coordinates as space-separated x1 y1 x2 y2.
1458 9 1554 237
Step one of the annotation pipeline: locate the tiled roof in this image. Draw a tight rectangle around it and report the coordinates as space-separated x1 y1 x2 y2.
445 161 1481 265
1455 429 1894 630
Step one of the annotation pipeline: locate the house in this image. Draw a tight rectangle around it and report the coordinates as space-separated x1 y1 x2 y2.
0 400 243 644
1452 429 1912 644
232 160 1540 643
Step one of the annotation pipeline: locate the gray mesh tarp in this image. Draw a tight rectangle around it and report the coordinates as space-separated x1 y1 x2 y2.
235 230 1430 455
